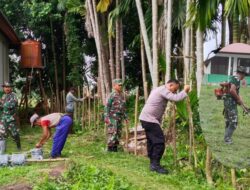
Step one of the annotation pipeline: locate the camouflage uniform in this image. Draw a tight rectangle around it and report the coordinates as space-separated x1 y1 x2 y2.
223 75 240 143
104 90 127 151
0 92 20 149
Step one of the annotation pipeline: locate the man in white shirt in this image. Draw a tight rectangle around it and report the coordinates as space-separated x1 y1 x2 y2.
30 113 72 158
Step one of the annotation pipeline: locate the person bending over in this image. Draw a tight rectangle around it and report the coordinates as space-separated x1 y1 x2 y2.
30 112 72 158
139 79 190 174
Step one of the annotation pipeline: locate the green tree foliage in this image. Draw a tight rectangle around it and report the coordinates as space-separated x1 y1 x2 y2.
65 13 84 86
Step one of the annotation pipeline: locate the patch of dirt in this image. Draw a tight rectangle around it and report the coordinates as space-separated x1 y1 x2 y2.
1 183 32 190
48 163 66 178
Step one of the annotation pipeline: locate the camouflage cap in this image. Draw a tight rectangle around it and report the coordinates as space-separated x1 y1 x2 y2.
2 81 14 87
237 66 248 75
113 78 123 85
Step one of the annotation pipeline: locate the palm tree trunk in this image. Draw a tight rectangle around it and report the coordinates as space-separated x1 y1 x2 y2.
196 29 203 97
50 15 60 111
184 0 191 84
87 0 106 103
115 0 121 79
108 35 115 81
191 26 197 91
232 11 239 43
240 19 247 43
62 16 66 93
221 0 226 47
120 20 125 83
152 0 158 88
247 11 250 44
165 0 172 82
135 0 153 81
141 33 148 100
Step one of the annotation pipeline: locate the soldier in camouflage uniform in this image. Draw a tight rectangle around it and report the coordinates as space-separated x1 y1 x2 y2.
104 79 128 152
222 66 247 144
0 82 21 150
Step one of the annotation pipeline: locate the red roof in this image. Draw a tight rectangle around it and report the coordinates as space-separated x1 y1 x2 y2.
219 43 250 55
0 11 20 47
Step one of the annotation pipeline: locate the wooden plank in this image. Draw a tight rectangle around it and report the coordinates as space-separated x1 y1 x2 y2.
26 158 69 162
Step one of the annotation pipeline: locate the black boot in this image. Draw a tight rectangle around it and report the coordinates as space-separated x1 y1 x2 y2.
150 159 168 174
107 146 113 152
112 146 118 152
14 134 21 151
224 126 235 144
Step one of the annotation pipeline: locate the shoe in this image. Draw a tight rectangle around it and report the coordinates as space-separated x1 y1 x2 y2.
150 164 168 174
225 140 233 144
224 138 233 144
107 146 113 152
112 146 118 152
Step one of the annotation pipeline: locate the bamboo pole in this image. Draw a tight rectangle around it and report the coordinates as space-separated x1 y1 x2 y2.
82 87 85 130
60 91 63 112
93 93 96 129
97 95 100 131
172 103 177 166
74 102 77 122
78 86 81 120
27 158 68 162
62 90 66 113
134 87 139 155
186 96 198 168
87 88 91 129
140 32 148 101
231 168 237 189
205 146 213 185
123 89 129 148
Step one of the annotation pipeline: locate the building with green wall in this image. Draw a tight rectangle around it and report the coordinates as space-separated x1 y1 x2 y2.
204 43 250 85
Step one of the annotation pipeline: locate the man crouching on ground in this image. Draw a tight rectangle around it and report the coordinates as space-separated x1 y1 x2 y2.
139 79 190 174
30 113 72 158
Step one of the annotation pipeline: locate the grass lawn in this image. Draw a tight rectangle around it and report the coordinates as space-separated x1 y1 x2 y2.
0 125 234 190
200 85 250 169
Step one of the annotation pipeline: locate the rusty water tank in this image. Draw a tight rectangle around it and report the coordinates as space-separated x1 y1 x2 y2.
20 40 43 68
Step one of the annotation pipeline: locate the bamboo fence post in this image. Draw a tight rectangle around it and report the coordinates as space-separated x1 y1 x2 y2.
123 90 129 148
78 86 81 120
97 95 100 131
74 102 77 122
205 146 213 185
60 91 63 112
231 168 237 189
62 90 66 112
93 93 96 129
172 103 177 166
186 96 198 168
134 87 139 155
87 88 91 129
82 87 85 130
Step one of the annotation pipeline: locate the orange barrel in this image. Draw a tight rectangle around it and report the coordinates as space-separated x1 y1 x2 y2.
20 40 43 68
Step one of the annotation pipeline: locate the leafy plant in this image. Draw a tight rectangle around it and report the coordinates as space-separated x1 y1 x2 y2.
34 162 135 190
176 90 200 132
